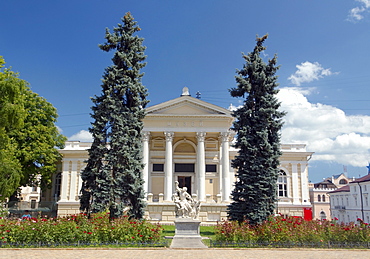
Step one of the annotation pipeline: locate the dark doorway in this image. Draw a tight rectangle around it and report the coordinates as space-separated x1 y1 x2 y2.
178 176 192 194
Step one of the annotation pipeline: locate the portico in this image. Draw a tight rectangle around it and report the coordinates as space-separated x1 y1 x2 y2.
141 88 234 205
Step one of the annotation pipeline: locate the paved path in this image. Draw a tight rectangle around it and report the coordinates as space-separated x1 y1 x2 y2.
1 248 370 259
170 237 208 248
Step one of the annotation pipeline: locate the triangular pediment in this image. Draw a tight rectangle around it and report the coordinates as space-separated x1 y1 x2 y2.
146 96 231 116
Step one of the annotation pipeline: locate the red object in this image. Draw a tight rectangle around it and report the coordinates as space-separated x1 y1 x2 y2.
303 207 312 221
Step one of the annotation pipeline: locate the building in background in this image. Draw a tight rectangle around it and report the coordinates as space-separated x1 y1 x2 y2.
45 88 314 222
329 173 370 224
309 173 352 220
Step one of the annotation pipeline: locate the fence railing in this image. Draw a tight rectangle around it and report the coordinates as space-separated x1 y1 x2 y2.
0 240 170 248
210 240 370 249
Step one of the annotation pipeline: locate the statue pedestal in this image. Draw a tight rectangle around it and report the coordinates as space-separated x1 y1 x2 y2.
174 218 201 237
171 218 207 248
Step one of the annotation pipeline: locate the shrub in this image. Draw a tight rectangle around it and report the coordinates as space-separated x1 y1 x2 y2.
0 212 162 246
215 216 370 244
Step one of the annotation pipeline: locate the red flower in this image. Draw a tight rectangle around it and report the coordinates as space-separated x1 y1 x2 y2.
6 230 10 233
139 235 143 237
132 237 135 239
87 232 92 234
334 217 339 221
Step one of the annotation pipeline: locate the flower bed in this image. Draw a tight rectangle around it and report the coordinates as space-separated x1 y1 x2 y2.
213 216 370 248
0 212 164 247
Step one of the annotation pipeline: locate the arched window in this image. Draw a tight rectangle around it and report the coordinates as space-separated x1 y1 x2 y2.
322 195 326 202
317 194 321 202
277 170 287 197
320 211 326 220
339 179 347 185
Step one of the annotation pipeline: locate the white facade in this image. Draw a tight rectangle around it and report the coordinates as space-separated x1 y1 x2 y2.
51 89 314 221
329 174 370 224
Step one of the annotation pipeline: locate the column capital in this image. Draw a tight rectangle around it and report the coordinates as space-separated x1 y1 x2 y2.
164 131 174 141
196 132 206 142
142 131 150 142
220 131 231 142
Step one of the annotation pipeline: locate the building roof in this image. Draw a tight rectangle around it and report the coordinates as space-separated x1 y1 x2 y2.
332 173 344 179
327 185 350 194
350 174 370 183
313 179 336 189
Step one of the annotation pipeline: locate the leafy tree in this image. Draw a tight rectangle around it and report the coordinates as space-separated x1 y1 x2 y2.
227 35 286 225
11 90 67 189
0 56 26 200
80 13 149 219
0 56 66 200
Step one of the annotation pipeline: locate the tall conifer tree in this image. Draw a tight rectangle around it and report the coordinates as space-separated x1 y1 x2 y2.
80 13 148 219
227 35 285 225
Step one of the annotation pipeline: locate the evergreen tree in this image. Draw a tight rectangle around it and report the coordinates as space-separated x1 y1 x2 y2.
80 13 149 219
227 35 285 225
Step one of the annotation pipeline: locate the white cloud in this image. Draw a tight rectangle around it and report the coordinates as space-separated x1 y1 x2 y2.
288 61 335 86
277 87 370 167
348 0 370 21
68 130 93 142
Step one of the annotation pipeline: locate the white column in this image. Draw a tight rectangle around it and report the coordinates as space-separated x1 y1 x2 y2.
196 132 206 201
291 163 300 204
164 131 174 201
220 132 231 202
69 160 78 201
77 165 83 201
142 131 150 196
60 160 70 201
300 162 310 204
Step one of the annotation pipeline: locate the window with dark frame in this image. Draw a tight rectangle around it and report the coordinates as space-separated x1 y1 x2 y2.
206 164 217 172
153 164 164 172
175 163 195 172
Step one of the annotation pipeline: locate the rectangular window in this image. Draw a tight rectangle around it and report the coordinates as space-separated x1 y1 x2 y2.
153 164 164 172
206 164 217 172
175 163 194 172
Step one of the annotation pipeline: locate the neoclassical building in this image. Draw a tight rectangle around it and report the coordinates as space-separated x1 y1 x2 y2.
48 88 314 222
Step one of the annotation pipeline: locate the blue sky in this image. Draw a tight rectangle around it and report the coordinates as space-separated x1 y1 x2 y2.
2 1 370 182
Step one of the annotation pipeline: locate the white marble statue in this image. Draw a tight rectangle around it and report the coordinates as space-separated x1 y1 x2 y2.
173 181 201 219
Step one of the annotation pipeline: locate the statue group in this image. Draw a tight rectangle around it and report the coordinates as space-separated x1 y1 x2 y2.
172 181 201 219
